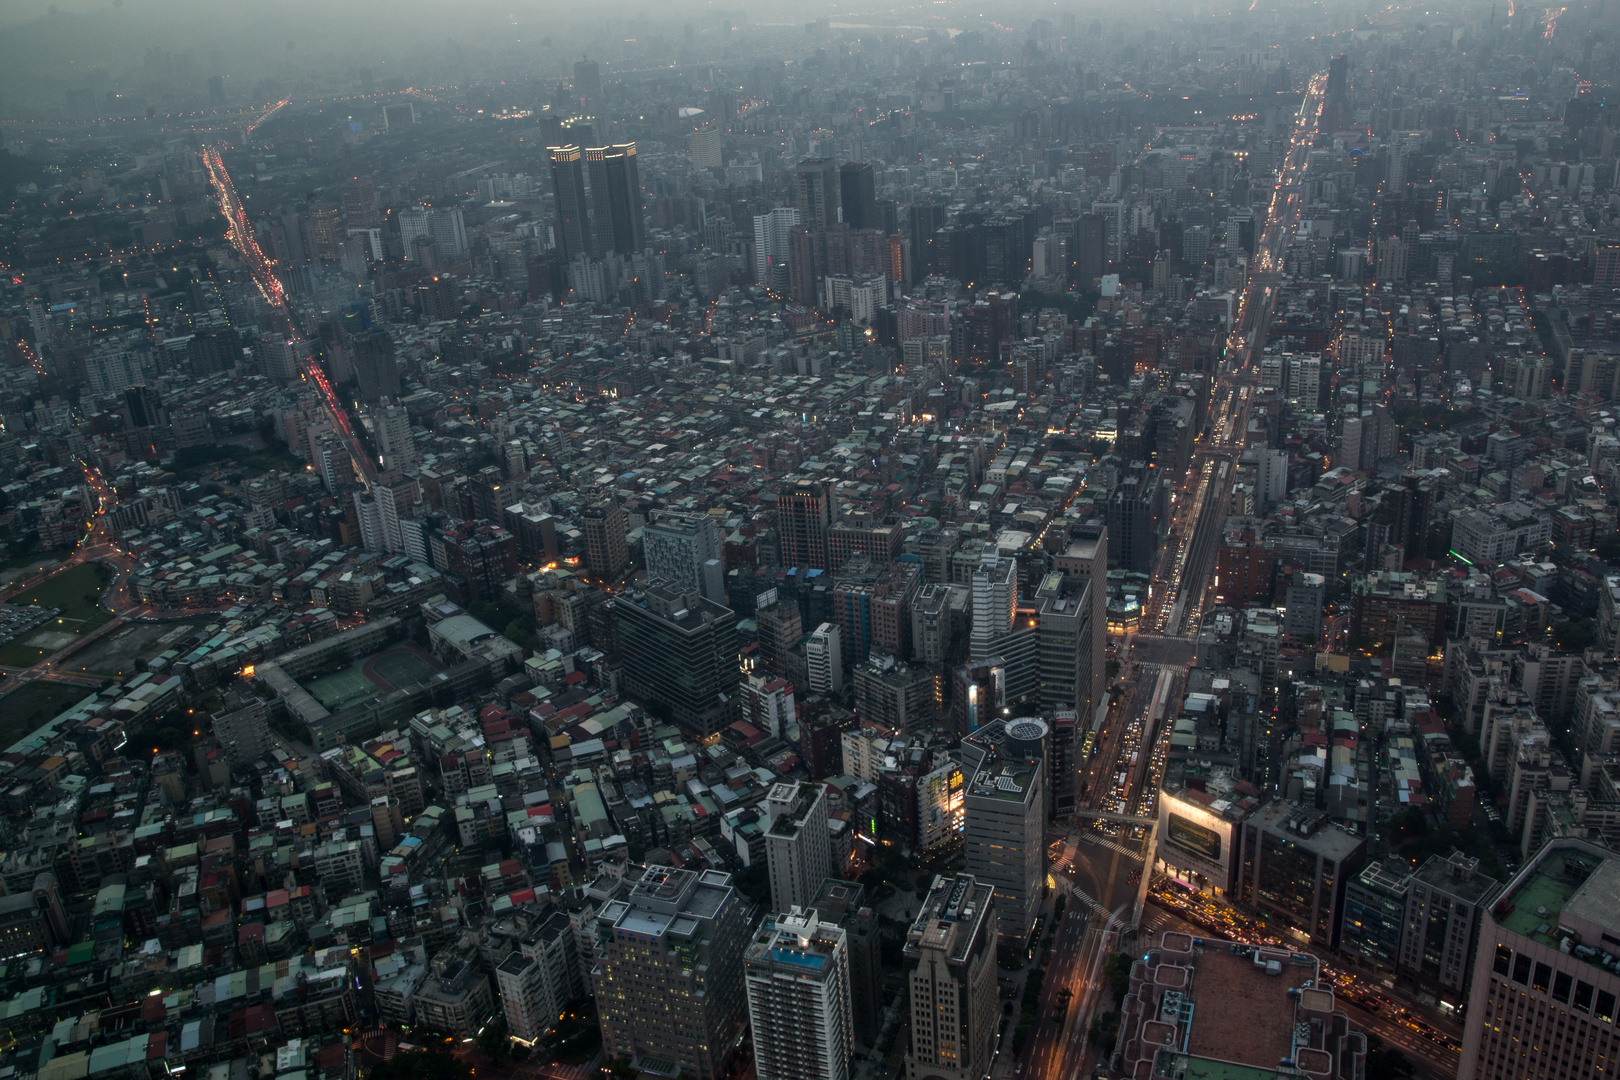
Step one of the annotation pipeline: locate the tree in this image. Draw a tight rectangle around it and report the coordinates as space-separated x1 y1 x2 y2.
1596 532 1620 568
1552 619 1596 652
365 1050 471 1080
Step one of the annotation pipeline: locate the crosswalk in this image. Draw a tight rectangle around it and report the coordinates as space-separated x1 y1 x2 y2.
1080 833 1146 860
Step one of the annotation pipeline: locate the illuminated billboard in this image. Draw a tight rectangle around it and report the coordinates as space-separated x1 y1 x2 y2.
1155 788 1241 894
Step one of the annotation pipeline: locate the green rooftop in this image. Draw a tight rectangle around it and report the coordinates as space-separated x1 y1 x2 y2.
1500 848 1588 946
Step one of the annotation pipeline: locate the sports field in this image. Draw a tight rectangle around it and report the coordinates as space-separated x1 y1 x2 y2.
304 645 443 710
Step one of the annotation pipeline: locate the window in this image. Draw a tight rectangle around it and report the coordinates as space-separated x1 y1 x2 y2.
1495 945 1513 976
1534 963 1552 994
1597 991 1616 1025
1574 981 1594 1013
1513 954 1533 985
1554 972 1573 1003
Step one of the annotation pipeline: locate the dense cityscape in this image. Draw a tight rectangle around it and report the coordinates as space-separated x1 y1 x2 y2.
0 2 1617 1080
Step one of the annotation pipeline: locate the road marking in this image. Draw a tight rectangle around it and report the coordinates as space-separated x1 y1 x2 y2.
1079 833 1145 860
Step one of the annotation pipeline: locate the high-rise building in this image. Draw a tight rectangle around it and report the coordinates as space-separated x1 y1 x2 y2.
1034 572 1095 715
754 207 801 289
549 145 593 261
806 622 843 695
1053 524 1108 724
211 699 272 767
741 672 795 739
1113 931 1369 1079
904 874 998 1080
351 330 400 403
496 914 584 1049
1235 801 1367 949
687 116 722 169
809 880 883 1046
592 866 750 1080
744 907 853 1080
852 655 938 733
1459 839 1620 1080
778 479 836 570
580 500 628 581
1398 851 1501 1013
838 161 877 231
795 158 840 232
617 581 740 738
969 554 1016 657
373 402 416 466
765 781 831 912
340 176 379 230
586 144 645 256
644 511 724 603
960 719 1046 942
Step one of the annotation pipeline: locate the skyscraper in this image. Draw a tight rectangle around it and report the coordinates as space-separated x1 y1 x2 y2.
969 554 1016 657
744 907 853 1080
592 865 750 1080
616 581 740 738
580 500 628 581
904 874 998 1080
754 207 801 288
351 330 400 403
795 158 840 232
778 479 835 569
573 59 602 102
960 719 1046 942
586 143 645 256
764 781 831 912
548 145 593 261
1459 839 1620 1080
838 161 877 231
1053 524 1108 725
643 510 724 603
806 622 843 695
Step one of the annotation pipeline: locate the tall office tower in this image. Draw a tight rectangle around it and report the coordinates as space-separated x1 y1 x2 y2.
351 330 400 403
616 581 740 738
795 158 840 232
310 203 344 260
593 866 750 1080
580 500 629 581
1397 851 1501 1013
687 115 722 169
960 719 1046 942
969 554 1016 658
1324 53 1349 130
1459 839 1620 1080
644 510 723 603
778 479 836 569
904 874 999 1080
745 907 853 1080
765 781 831 912
1113 931 1368 1079
810 880 883 1045
1053 524 1108 723
907 202 945 284
340 176 379 229
548 145 593 261
754 207 801 288
1072 212 1106 282
373 402 416 466
806 622 843 695
1034 573 1094 744
207 75 226 106
372 470 420 555
838 162 877 231
573 59 602 101
586 144 645 256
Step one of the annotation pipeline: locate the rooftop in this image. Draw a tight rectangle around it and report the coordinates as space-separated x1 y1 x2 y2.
1182 945 1317 1069
1498 841 1620 975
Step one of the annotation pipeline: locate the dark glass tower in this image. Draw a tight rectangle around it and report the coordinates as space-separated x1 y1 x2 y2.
585 143 645 256
839 161 878 230
548 144 593 261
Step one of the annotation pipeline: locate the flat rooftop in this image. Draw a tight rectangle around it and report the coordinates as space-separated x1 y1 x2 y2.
1184 947 1311 1069
1500 842 1619 975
